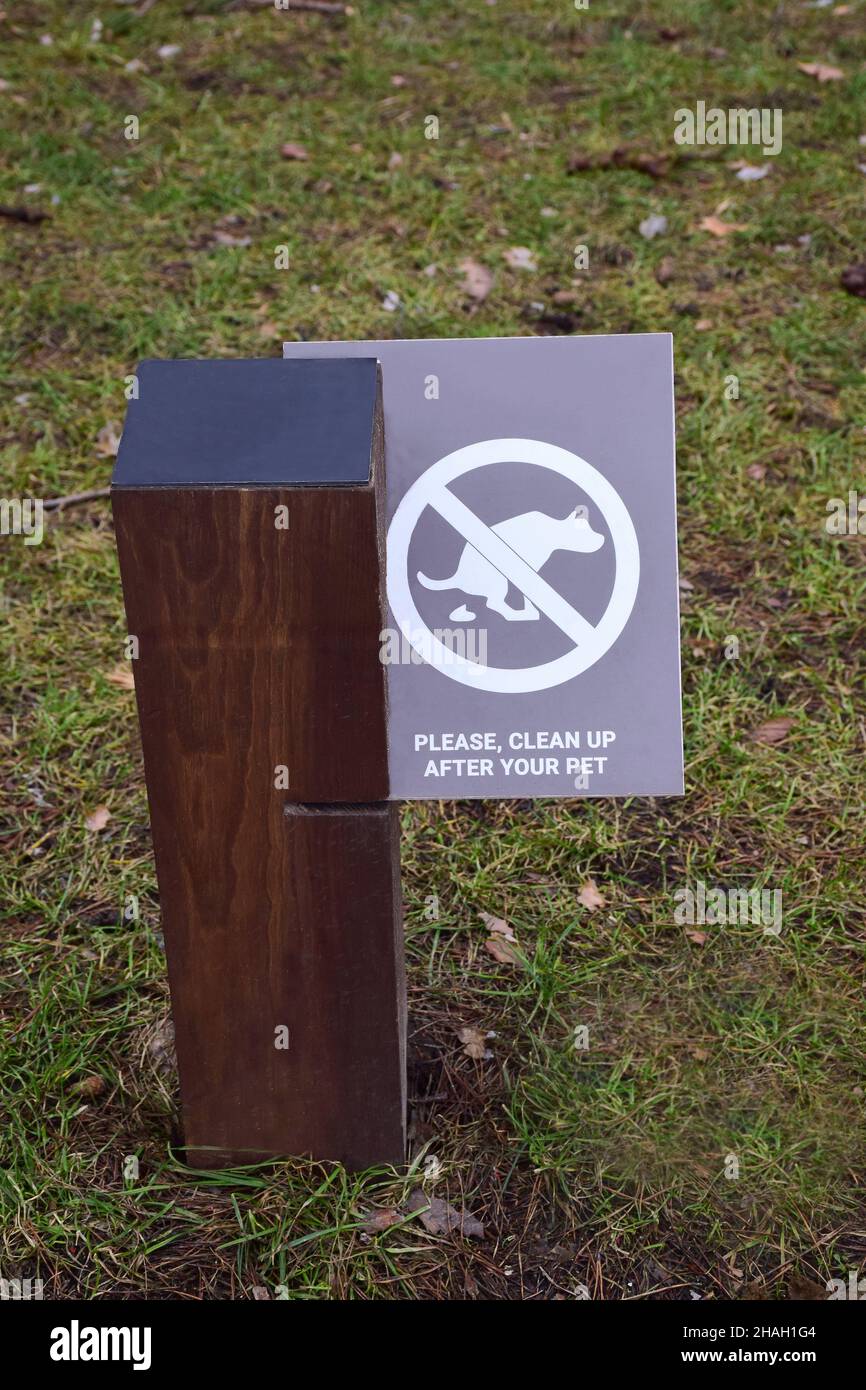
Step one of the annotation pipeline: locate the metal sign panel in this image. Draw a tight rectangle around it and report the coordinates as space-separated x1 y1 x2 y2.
284 334 682 800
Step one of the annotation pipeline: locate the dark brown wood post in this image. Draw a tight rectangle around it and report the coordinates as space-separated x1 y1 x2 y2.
112 358 405 1169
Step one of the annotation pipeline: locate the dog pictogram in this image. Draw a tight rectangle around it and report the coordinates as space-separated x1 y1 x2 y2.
416 505 604 623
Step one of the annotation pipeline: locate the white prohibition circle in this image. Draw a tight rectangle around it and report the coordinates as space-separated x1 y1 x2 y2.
387 438 640 694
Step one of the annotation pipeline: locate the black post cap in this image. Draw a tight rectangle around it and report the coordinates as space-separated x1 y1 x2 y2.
112 357 381 489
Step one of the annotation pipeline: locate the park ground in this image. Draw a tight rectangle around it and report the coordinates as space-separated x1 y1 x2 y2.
1 0 865 1299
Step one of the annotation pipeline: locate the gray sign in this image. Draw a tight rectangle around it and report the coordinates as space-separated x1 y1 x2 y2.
283 334 682 799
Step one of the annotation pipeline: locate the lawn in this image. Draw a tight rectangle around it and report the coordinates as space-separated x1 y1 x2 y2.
0 0 864 1300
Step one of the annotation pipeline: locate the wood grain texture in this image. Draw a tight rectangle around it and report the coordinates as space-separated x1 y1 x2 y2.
112 483 388 805
111 382 405 1167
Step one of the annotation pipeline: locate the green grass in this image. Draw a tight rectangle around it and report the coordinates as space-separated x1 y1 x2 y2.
1 0 865 1299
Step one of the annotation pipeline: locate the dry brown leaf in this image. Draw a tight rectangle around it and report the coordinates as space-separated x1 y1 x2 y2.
797 62 845 83
405 1189 484 1238
148 1023 176 1073
258 321 280 339
578 879 605 911
568 148 671 179
358 1207 402 1234
85 805 111 833
655 255 676 285
699 214 747 238
73 1074 105 1097
749 717 794 745
458 1026 488 1059
106 665 135 690
458 257 493 302
485 935 523 966
479 911 514 940
95 421 122 457
686 929 707 945
280 141 309 160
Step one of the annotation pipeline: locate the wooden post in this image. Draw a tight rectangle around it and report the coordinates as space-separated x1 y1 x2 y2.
112 359 405 1170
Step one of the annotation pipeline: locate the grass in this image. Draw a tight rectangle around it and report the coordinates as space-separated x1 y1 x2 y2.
1 0 865 1299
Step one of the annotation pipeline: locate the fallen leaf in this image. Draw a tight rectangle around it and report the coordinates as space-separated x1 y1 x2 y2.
797 61 845 83
504 245 537 271
479 911 515 940
568 148 671 179
695 318 712 331
686 929 707 945
841 264 866 299
699 214 747 237
148 1022 176 1073
655 255 676 285
747 463 766 481
485 935 523 966
106 666 135 690
578 879 605 911
280 141 309 161
639 213 668 239
358 1207 402 1234
458 1026 489 1059
85 805 111 833
458 257 493 301
73 1075 105 1098
95 421 122 457
406 1189 484 1239
749 717 794 745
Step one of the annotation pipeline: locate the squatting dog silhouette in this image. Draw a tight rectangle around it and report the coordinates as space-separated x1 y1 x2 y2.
417 505 604 622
